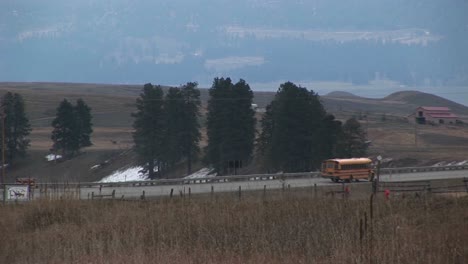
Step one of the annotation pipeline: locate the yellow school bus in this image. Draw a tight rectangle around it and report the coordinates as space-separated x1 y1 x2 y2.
321 158 374 182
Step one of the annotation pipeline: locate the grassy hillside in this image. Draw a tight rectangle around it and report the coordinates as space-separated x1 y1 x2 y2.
1 82 468 182
384 91 468 116
323 90 468 118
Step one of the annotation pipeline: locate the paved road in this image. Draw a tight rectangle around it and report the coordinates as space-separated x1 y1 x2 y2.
3 169 467 200
78 169 468 199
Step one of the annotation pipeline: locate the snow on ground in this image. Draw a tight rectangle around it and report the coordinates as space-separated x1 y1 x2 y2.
98 167 214 183
184 168 216 179
45 154 62 161
98 166 148 183
432 160 468 167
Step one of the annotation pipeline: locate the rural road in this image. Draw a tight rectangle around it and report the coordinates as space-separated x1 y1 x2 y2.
76 169 468 200
2 169 467 201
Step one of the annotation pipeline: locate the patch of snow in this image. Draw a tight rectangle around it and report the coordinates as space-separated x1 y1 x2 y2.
184 168 216 179
98 166 148 183
432 161 468 167
45 154 62 161
382 158 393 163
90 164 101 170
432 161 447 167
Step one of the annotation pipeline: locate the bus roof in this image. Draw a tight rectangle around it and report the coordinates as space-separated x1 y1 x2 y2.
324 158 372 165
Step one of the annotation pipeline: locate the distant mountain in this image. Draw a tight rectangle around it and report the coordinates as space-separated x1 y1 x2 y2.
324 91 361 99
384 91 468 115
321 90 468 117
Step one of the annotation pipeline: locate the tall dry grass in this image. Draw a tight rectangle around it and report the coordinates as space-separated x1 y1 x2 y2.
0 191 467 264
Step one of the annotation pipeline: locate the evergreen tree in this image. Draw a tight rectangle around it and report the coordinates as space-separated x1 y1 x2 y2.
205 78 256 175
315 114 343 160
205 78 231 174
336 118 368 158
229 79 256 173
257 82 326 172
132 83 165 179
161 82 201 175
74 98 93 148
162 87 184 171
51 99 79 158
0 92 32 165
180 82 201 175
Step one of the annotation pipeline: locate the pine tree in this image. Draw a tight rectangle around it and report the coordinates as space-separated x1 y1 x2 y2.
0 92 32 165
180 82 201 175
74 98 93 148
257 82 326 172
132 83 165 179
161 82 201 175
51 99 79 158
229 79 256 173
204 78 256 175
51 98 93 159
315 114 342 160
162 87 185 171
336 118 368 158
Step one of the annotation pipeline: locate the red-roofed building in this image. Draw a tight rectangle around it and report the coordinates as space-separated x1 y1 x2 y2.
410 106 459 124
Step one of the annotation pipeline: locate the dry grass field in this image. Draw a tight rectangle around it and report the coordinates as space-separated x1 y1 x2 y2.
0 191 467 264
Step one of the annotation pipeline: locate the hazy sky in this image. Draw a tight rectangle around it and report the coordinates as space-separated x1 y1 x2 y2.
1 0 467 106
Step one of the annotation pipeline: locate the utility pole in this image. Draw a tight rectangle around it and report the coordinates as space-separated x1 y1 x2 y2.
373 155 382 194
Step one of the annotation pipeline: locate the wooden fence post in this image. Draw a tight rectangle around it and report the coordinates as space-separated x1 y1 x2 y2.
369 193 375 263
359 217 364 261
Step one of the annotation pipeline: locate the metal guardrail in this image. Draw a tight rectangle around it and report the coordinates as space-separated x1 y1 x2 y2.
8 164 468 189
28 171 320 189
380 164 468 175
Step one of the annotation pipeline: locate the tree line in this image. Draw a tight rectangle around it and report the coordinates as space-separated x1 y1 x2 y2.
132 82 201 179
0 93 93 169
0 79 367 178
133 78 368 178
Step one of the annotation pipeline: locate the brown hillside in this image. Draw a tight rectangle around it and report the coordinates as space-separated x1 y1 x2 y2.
1 82 467 182
383 91 468 116
322 90 468 119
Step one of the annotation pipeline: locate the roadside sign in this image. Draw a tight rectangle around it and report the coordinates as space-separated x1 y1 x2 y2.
4 185 30 201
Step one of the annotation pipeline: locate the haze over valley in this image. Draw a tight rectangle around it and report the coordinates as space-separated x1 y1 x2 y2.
1 0 467 104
